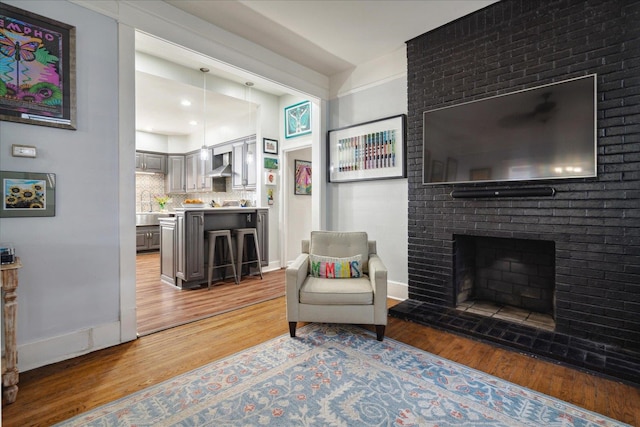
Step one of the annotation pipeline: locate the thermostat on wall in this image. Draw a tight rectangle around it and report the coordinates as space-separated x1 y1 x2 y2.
12 144 37 158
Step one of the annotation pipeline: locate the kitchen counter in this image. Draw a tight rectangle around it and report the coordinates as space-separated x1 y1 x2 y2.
160 207 268 288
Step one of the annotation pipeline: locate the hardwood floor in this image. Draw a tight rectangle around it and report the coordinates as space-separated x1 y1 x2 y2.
136 252 284 335
3 274 639 426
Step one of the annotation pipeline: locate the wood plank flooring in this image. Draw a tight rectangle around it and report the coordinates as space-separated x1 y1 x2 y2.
3 272 639 426
136 252 284 335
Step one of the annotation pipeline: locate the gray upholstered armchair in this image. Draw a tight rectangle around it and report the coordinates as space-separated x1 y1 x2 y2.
286 231 388 341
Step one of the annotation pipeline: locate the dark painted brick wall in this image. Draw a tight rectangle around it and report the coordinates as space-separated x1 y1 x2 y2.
406 0 640 350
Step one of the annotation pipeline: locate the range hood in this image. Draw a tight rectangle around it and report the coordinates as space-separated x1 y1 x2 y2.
208 153 232 178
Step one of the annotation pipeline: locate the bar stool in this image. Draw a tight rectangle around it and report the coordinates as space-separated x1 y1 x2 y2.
232 228 263 281
206 230 238 289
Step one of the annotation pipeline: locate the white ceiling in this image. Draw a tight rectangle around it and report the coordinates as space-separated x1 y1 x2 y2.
137 0 497 137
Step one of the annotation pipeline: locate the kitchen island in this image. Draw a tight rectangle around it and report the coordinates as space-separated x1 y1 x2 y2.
159 207 268 289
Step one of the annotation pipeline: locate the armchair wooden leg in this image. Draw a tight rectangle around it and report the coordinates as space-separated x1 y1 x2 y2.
375 325 385 341
289 322 297 338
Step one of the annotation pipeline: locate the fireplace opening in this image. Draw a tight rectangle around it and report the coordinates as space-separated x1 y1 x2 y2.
454 235 556 331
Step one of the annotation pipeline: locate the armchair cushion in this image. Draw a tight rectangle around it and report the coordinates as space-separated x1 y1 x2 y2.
300 276 373 305
309 254 362 278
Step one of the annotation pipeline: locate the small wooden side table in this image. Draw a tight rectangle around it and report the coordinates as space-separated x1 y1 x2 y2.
1 257 21 404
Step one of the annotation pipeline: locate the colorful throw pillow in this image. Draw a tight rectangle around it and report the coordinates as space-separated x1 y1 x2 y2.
309 254 362 279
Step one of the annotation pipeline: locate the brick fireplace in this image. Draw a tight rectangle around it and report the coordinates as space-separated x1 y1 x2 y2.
390 0 640 385
454 235 555 317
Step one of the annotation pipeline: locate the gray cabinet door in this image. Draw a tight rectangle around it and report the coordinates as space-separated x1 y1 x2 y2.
160 218 176 285
185 151 213 192
184 211 205 281
176 214 185 279
231 142 245 189
136 152 166 173
166 155 185 193
136 228 148 251
257 209 268 266
245 139 257 190
136 226 160 252
231 137 257 190
185 153 198 192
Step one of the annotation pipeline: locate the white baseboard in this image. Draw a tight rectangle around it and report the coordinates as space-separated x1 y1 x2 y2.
388 280 408 301
18 321 122 372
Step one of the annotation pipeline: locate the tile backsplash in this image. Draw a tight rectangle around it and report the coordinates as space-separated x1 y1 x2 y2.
135 173 255 212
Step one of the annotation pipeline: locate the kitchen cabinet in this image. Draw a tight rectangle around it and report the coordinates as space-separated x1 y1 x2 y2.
168 208 268 288
232 137 257 190
183 148 226 192
136 225 161 252
166 155 186 193
256 209 269 266
160 217 176 285
176 211 205 283
136 151 166 174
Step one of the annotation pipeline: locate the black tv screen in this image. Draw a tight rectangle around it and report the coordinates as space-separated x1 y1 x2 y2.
422 74 597 185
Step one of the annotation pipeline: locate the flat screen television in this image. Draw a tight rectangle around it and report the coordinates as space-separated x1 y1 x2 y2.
422 74 597 185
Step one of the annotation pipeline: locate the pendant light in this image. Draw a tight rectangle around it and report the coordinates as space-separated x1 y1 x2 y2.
245 81 254 165
200 67 210 161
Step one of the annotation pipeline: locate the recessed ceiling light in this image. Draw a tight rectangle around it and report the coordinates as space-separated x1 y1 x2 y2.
181 100 192 107
189 120 198 126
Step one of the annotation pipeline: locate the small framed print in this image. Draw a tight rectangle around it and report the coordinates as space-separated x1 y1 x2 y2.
263 138 278 154
294 160 311 195
1 171 56 217
285 101 311 138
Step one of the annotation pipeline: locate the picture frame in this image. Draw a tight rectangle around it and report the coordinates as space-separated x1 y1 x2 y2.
294 160 311 195
1 171 56 217
263 138 278 154
265 171 276 186
285 100 311 138
264 157 279 170
328 114 406 183
0 3 77 130
470 167 492 181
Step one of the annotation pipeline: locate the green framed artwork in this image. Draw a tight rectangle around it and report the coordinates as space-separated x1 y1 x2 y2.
285 100 311 138
1 171 56 217
264 157 279 170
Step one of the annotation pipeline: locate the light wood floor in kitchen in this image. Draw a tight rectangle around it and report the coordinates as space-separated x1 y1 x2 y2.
136 251 285 335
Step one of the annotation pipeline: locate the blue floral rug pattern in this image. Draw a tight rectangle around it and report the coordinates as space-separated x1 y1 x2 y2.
58 324 628 426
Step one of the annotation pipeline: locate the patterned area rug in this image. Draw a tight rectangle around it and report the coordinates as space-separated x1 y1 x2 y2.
57 324 628 426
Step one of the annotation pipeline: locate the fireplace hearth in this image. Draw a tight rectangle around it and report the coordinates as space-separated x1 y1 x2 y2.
454 235 556 330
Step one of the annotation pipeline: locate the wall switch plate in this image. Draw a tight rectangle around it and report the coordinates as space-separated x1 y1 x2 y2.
12 144 37 158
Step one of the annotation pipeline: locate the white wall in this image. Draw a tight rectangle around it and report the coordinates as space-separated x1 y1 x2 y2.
328 68 409 300
0 0 122 369
285 147 313 263
0 0 407 371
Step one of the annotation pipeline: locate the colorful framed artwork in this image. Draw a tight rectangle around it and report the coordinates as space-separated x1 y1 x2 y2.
285 101 311 139
294 160 311 195
263 138 278 154
265 171 276 186
264 157 279 170
328 114 407 183
0 3 76 129
1 171 56 217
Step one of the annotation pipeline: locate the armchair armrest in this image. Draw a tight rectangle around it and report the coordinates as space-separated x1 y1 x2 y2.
368 253 388 325
286 253 309 321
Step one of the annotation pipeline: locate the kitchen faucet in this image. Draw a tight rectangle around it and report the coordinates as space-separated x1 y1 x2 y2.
140 190 152 212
